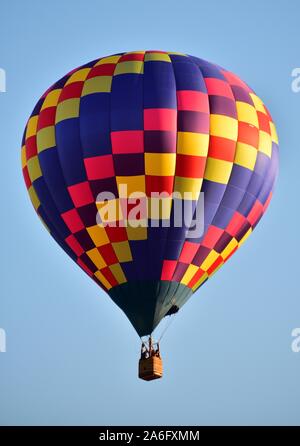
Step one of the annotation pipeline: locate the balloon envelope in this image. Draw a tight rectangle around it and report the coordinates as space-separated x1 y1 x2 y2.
21 51 279 336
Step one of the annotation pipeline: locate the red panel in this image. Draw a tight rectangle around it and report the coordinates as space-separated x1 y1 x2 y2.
87 64 116 78
179 241 199 264
119 53 144 62
238 122 259 148
202 225 224 249
58 82 83 102
188 268 205 288
247 200 263 226
100 267 118 287
68 181 94 207
37 107 56 131
257 111 271 134
221 70 251 91
111 130 144 154
175 154 206 178
84 155 115 180
177 90 209 112
61 208 85 233
98 244 118 265
65 234 84 256
22 166 32 189
161 260 177 281
208 136 236 162
205 78 234 98
144 109 177 131
146 175 174 195
105 226 128 242
25 136 38 160
226 211 247 237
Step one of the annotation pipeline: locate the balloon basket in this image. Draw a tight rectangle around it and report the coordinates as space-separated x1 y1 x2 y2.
139 355 163 381
138 337 163 381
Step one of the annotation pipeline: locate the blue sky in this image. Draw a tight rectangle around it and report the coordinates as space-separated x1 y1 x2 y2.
0 0 299 426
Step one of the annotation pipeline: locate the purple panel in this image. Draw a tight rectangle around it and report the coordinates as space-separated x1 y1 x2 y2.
230 164 253 189
193 245 211 266
231 85 253 105
144 130 177 153
209 95 237 119
177 111 209 133
213 205 235 229
113 154 144 176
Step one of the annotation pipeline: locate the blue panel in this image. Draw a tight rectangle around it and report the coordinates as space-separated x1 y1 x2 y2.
143 61 177 108
190 56 226 80
39 147 74 213
55 118 86 185
80 93 111 157
33 177 70 239
172 60 207 92
111 74 143 131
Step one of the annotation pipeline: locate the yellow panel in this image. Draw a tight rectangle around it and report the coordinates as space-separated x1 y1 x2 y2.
145 153 176 176
234 142 257 171
144 53 171 62
95 55 121 66
167 51 187 56
114 61 144 75
181 264 199 286
86 225 110 247
117 176 146 196
238 227 252 247
127 218 147 228
41 89 61 110
86 248 106 269
96 199 123 223
27 156 42 182
65 68 91 85
126 225 147 240
37 126 56 153
270 121 279 144
258 130 272 157
55 98 80 123
148 197 172 219
221 238 238 260
21 146 26 168
109 263 127 284
173 177 202 200
112 241 133 263
191 271 208 292
28 185 40 210
94 270 112 290
81 76 112 96
249 93 266 113
210 114 238 141
204 157 232 184
236 101 259 127
177 132 209 156
125 51 145 54
26 116 38 139
200 250 219 271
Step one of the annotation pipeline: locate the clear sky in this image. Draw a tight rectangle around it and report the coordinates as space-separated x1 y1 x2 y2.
0 0 299 426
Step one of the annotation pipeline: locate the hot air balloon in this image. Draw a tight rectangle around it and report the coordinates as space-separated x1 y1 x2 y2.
21 51 279 380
